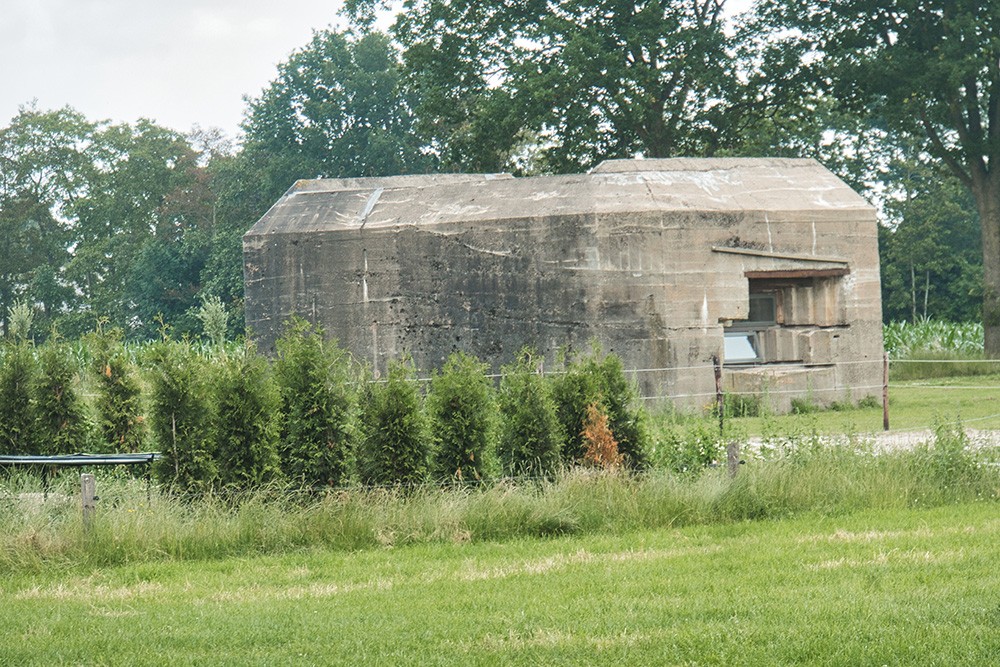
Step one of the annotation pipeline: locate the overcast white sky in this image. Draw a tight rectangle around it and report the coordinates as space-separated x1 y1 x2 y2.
1 0 347 140
2 0 755 143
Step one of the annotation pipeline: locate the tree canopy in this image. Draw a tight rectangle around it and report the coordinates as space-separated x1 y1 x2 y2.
241 29 434 183
0 8 992 340
760 0 1000 349
0 105 226 340
0 105 90 335
368 0 802 172
879 157 982 323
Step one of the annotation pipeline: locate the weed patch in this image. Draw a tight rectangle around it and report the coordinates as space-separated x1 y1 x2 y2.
3 431 998 572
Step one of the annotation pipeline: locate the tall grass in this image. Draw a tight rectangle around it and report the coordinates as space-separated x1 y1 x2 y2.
889 350 1000 380
3 426 996 572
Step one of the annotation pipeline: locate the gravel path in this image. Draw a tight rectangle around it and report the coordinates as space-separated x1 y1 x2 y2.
744 428 1000 456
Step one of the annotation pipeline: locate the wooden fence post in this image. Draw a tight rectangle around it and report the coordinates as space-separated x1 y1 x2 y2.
727 441 740 479
81 473 96 532
882 352 889 432
713 355 724 436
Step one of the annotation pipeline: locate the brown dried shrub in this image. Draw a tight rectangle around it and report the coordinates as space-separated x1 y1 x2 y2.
581 402 623 470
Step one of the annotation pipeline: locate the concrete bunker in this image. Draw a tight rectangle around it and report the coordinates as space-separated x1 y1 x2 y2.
243 158 884 412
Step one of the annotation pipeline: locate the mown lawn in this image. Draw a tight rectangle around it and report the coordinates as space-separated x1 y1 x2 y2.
3 501 999 666
715 373 1000 436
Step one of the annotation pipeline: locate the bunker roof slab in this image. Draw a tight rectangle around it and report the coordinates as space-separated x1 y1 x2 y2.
246 158 873 237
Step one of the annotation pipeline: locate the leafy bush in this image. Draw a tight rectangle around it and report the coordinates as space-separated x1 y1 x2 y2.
593 353 651 469
212 344 282 489
550 349 602 463
358 359 430 487
550 347 650 469
88 330 147 453
148 341 217 493
857 395 881 409
0 343 37 455
32 340 92 455
651 419 723 474
274 319 356 489
427 351 496 482
915 420 986 494
497 349 563 477
790 397 821 414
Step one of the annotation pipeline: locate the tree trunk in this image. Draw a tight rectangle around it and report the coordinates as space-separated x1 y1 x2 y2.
974 182 1000 357
923 270 930 319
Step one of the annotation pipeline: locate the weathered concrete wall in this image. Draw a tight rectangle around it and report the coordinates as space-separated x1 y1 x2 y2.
244 159 883 411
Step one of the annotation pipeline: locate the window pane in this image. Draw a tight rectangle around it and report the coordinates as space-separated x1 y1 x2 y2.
724 333 758 362
747 294 776 325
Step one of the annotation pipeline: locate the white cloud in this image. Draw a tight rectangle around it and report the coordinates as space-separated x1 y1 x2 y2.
192 9 237 39
0 0 345 138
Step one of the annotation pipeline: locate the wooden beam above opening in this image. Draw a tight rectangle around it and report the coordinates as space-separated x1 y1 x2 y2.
711 246 849 264
745 268 851 279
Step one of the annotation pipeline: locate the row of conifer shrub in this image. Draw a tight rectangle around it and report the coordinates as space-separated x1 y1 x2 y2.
0 318 651 492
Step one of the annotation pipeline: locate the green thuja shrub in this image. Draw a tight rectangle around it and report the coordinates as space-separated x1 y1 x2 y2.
427 351 496 482
89 330 146 453
550 346 650 469
7 301 34 343
212 343 282 489
358 359 430 487
196 295 229 349
32 339 93 455
0 342 37 455
274 319 356 489
148 341 217 493
594 353 651 470
498 349 563 477
550 348 602 464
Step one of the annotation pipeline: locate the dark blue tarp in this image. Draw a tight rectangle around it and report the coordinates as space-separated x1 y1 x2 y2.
0 453 159 467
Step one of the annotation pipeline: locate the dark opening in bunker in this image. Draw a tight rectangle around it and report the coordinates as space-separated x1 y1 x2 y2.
724 267 850 366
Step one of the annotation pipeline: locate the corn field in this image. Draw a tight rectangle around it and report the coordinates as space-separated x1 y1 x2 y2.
883 320 984 358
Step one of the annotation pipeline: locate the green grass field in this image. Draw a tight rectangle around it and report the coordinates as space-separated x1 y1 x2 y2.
4 366 1000 664
2 502 998 665
713 373 1000 436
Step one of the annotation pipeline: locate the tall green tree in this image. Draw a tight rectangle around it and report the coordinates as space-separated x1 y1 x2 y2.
242 29 434 183
497 349 563 477
427 351 496 482
66 120 214 338
148 341 217 493
762 0 1000 353
0 342 37 455
32 340 92 455
212 345 282 489
356 0 789 172
0 105 91 335
879 159 982 323
89 329 147 453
